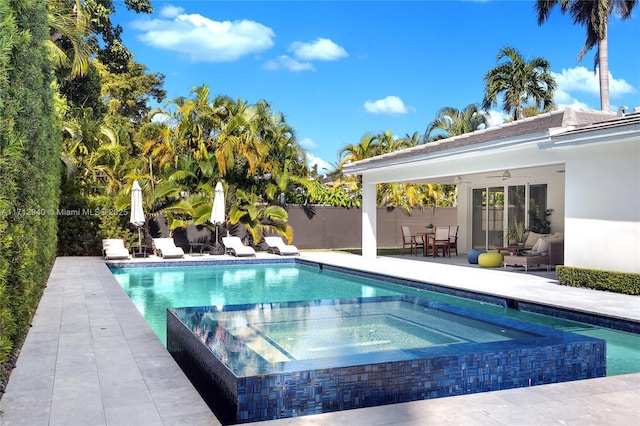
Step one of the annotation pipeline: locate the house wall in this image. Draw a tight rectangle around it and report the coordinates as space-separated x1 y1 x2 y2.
563 140 640 273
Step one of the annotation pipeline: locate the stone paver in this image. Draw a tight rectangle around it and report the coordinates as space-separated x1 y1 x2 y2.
1 252 638 425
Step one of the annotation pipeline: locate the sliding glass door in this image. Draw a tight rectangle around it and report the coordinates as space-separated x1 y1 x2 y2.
472 187 504 249
472 184 545 249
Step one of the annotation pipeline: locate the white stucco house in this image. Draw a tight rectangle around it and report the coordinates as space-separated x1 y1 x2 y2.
342 108 640 274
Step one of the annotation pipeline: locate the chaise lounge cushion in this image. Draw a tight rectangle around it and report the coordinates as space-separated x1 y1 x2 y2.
264 236 299 256
222 236 256 257
152 238 184 259
102 239 130 260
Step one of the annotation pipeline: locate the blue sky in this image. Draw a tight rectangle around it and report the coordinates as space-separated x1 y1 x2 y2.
113 1 640 173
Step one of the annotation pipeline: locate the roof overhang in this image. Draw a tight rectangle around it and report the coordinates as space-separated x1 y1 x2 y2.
342 109 638 178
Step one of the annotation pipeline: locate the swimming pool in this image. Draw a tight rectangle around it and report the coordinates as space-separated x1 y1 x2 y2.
110 261 640 377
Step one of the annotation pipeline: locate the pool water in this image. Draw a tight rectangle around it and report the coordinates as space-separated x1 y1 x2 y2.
111 263 640 376
248 302 533 361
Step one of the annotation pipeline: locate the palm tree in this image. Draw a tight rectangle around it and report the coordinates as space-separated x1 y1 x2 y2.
46 0 93 78
376 130 414 154
228 188 292 245
535 0 637 112
400 131 423 147
482 47 557 120
426 104 489 141
338 133 380 168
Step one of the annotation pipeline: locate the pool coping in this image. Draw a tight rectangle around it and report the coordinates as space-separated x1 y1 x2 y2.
0 253 638 425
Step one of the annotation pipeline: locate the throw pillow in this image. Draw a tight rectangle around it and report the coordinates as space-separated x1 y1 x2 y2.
531 237 555 255
537 237 550 253
524 231 543 249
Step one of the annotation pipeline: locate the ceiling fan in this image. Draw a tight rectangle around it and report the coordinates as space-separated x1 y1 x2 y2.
452 175 472 184
486 170 513 180
485 169 532 180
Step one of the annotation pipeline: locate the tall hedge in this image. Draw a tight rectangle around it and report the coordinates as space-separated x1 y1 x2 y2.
0 0 61 363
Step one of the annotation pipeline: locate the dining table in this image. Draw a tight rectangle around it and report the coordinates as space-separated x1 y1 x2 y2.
416 231 435 257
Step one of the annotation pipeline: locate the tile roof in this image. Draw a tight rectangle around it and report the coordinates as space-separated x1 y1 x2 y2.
342 108 618 172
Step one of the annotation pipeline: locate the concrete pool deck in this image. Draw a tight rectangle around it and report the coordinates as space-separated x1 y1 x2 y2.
0 252 638 425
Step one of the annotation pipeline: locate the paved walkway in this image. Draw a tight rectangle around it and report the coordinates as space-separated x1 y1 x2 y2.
0 253 638 425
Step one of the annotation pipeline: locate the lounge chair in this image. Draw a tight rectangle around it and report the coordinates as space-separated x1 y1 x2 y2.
264 236 299 256
102 239 130 260
152 238 184 259
222 236 256 257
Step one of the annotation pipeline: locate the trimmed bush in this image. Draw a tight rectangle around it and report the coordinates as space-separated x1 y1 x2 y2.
556 266 640 295
0 0 60 366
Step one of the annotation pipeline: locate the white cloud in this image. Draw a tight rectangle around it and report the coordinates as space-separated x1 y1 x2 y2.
363 96 411 115
553 89 591 111
299 137 317 149
159 5 183 19
485 110 510 127
263 55 315 72
131 7 275 62
305 153 333 173
289 38 348 61
552 66 637 99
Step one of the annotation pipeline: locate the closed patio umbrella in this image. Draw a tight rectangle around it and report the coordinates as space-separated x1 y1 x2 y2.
211 182 225 249
130 180 145 246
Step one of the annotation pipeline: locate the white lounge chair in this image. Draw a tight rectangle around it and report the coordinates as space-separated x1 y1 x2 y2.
102 239 130 260
222 236 256 257
264 236 299 256
152 238 184 259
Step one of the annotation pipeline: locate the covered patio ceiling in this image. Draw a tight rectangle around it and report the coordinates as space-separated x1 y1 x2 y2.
400 163 566 186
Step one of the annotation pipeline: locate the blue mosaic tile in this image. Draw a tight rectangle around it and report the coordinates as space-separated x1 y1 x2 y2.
168 295 606 423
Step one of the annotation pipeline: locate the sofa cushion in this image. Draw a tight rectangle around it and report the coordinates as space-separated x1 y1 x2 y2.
523 231 544 249
532 236 557 254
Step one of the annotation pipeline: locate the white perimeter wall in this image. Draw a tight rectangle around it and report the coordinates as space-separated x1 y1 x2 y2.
564 140 640 273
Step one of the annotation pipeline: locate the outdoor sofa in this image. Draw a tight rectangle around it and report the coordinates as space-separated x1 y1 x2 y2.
503 234 564 271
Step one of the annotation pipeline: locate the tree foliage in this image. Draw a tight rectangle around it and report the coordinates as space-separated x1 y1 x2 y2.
482 46 556 120
426 104 488 141
535 0 637 112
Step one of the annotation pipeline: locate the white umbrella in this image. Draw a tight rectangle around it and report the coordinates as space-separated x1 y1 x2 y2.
130 180 145 245
211 182 225 247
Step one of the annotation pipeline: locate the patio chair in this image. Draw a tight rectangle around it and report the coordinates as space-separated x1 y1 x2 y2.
152 238 185 259
400 225 424 256
222 236 256 257
264 236 299 256
428 227 450 257
102 239 130 260
448 225 459 256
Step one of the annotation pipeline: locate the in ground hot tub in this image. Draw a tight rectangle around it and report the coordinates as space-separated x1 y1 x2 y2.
167 296 605 423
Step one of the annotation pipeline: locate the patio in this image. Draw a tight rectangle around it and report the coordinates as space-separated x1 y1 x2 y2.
343 109 640 275
0 252 638 425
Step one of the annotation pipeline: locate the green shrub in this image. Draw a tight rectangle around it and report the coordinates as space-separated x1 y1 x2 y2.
0 0 60 366
556 266 640 295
